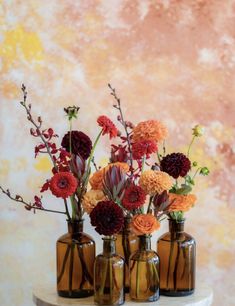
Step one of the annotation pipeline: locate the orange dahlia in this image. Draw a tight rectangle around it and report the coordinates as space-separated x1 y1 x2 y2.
168 193 197 212
49 172 77 198
97 115 118 139
139 170 173 195
132 120 168 143
89 162 129 190
130 214 160 235
82 190 107 214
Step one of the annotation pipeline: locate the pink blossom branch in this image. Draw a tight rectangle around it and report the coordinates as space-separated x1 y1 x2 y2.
108 84 134 176
20 84 71 220
0 186 66 215
20 84 57 170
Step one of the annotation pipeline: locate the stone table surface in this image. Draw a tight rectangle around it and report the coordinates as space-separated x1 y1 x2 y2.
33 284 213 306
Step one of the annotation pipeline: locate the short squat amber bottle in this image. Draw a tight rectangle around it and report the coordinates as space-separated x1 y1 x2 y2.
129 235 160 302
157 219 196 296
116 216 139 293
94 236 125 306
56 220 95 298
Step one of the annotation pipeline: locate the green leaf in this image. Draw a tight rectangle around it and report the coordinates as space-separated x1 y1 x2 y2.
174 184 192 195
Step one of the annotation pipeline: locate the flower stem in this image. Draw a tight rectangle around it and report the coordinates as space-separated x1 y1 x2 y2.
166 239 174 290
68 243 75 296
87 130 102 173
141 154 146 174
69 120 72 155
109 258 113 302
187 135 196 157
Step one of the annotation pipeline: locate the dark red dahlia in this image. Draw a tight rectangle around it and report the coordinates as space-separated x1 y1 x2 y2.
122 184 146 211
132 140 158 160
97 115 118 139
90 201 124 235
49 172 77 198
160 153 191 179
61 131 92 160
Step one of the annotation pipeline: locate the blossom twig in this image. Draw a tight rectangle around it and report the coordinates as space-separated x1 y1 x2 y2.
0 186 66 215
20 84 57 170
108 84 134 175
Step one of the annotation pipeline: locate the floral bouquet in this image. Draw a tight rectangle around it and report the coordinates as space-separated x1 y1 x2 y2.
0 84 209 303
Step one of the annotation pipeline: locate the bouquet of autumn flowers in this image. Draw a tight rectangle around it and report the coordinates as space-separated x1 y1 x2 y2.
0 83 209 304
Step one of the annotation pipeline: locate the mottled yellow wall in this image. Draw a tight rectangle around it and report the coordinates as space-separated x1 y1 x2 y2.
0 1 235 305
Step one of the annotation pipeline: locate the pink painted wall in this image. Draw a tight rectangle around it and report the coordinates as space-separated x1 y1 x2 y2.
1 1 235 305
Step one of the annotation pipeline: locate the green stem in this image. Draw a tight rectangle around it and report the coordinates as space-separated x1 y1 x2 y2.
141 154 146 174
192 167 203 180
157 151 161 164
147 196 153 214
68 243 75 296
136 260 140 299
57 245 71 284
64 199 71 221
69 120 72 155
109 258 113 302
166 239 174 290
70 196 76 220
173 242 181 291
187 135 196 157
87 130 102 173
99 259 108 296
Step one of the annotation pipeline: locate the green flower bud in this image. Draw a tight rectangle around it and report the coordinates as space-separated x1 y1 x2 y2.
200 167 210 176
64 106 80 121
192 124 205 137
192 161 198 167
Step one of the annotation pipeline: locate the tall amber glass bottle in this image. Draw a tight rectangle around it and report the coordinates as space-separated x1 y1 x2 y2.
157 219 196 296
116 216 139 292
94 236 125 306
57 220 95 298
129 235 160 302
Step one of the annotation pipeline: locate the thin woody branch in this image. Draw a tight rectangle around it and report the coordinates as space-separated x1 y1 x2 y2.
0 186 66 215
20 84 57 170
108 84 134 175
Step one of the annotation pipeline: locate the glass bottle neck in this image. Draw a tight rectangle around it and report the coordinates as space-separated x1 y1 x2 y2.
169 219 184 234
67 220 84 234
103 237 116 256
139 235 151 251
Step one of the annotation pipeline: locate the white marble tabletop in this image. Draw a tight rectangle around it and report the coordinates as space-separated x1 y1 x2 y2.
33 284 213 306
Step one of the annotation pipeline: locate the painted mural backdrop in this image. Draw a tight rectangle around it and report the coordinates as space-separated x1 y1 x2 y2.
0 1 235 305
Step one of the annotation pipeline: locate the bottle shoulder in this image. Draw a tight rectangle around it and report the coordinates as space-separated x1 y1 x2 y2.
157 231 195 243
57 231 95 245
130 249 159 261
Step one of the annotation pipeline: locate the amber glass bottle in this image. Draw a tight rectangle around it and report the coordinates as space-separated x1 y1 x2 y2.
57 220 95 298
129 235 160 302
116 216 139 292
94 236 125 306
157 219 196 296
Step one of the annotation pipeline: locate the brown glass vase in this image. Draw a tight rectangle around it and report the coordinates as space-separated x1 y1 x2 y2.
129 235 160 302
116 216 139 293
56 220 95 298
157 219 196 296
94 236 125 305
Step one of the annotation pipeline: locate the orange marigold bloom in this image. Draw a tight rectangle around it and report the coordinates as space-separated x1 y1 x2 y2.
132 120 168 143
89 162 129 190
168 193 197 212
139 170 173 195
130 214 160 235
82 190 107 214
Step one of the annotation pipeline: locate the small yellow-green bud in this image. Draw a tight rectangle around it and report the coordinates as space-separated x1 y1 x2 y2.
192 124 205 137
192 161 198 167
200 167 209 176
